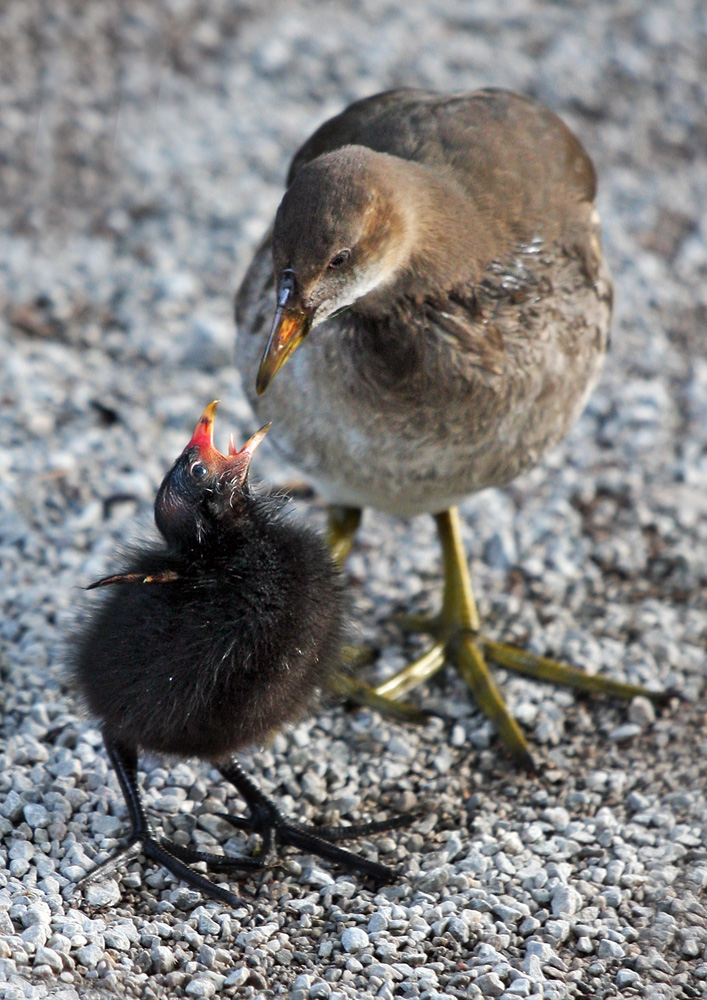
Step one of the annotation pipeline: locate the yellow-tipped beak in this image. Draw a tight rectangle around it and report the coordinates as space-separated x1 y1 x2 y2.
256 271 311 395
187 400 220 453
237 422 271 459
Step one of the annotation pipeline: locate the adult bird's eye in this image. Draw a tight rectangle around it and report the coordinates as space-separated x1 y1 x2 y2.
328 248 351 270
189 462 208 480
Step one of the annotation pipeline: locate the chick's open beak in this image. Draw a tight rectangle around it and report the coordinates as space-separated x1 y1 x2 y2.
187 401 270 481
256 270 312 395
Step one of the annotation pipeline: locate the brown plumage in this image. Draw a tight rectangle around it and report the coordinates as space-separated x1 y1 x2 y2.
236 88 611 518
233 88 662 766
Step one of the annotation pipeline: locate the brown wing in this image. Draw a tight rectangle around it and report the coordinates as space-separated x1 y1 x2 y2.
429 298 507 376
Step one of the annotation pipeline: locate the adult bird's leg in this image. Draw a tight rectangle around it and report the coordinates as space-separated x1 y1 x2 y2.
217 758 407 883
327 504 362 566
78 735 253 907
325 504 431 725
371 506 667 766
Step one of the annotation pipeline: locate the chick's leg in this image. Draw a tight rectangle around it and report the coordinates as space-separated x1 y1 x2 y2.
78 735 248 907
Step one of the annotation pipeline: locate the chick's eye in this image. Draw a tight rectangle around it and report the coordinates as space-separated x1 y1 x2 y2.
328 248 351 270
189 462 208 480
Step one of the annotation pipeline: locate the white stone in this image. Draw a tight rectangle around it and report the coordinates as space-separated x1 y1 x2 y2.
341 927 369 953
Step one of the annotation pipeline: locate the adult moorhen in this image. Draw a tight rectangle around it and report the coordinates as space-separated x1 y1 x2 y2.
235 88 663 766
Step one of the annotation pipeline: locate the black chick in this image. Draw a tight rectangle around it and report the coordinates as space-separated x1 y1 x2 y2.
72 401 400 906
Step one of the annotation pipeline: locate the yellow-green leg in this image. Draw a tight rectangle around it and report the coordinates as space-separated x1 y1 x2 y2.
370 507 665 767
325 505 430 725
327 505 362 568
374 508 532 766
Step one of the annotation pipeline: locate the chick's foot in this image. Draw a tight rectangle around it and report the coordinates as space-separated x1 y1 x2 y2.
218 758 410 884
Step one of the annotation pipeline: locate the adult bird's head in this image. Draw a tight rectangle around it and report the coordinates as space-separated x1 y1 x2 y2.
154 400 270 552
256 145 414 394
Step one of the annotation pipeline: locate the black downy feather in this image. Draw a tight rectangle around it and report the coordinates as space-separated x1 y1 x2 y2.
70 403 405 906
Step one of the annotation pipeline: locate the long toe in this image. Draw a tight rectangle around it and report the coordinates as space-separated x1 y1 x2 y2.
218 759 404 882
275 822 400 883
162 838 267 873
217 807 400 882
297 810 423 843
76 835 246 907
330 672 432 724
370 631 536 767
456 635 536 769
140 836 246 907
76 840 143 891
483 639 669 703
360 506 664 767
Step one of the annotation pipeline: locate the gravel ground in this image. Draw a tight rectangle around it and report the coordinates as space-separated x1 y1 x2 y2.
1 1 706 998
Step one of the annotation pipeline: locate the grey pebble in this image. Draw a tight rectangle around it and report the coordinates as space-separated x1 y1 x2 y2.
152 944 177 973
615 969 640 989
503 977 531 996
475 971 506 996
89 814 125 838
341 926 369 953
104 926 132 951
82 879 121 908
597 939 625 960
1 791 25 823
185 977 217 998
224 966 251 987
627 696 656 727
75 942 106 967
1 4 705 1000
609 723 642 743
22 803 50 829
33 946 64 973
550 885 581 918
416 867 448 892
367 911 389 934
20 901 52 928
195 910 221 936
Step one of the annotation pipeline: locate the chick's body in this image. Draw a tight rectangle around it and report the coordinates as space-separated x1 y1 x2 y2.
74 503 344 760
69 406 398 907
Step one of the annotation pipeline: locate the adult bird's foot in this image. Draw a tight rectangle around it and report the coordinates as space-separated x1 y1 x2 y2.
329 671 433 726
332 505 666 769
218 759 408 884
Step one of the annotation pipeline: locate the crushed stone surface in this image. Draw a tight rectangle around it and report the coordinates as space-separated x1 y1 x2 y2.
0 1 705 998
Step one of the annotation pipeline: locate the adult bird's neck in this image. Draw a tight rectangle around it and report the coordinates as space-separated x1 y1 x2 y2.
353 156 500 317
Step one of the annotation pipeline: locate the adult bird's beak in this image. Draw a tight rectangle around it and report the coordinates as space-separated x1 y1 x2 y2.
256 269 312 395
187 400 270 482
